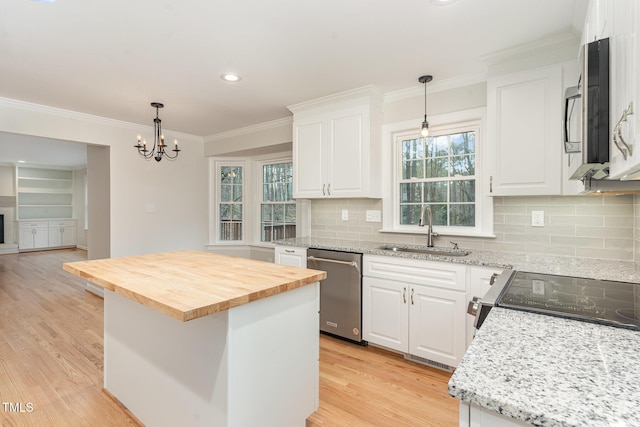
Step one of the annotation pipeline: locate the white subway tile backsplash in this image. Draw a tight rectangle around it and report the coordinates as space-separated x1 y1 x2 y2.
309 195 638 261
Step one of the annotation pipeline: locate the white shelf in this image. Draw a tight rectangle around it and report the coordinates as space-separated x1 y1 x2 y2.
16 166 75 221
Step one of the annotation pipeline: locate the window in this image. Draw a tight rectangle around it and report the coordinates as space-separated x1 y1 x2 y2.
260 161 296 242
386 109 489 237
219 165 243 241
400 130 476 227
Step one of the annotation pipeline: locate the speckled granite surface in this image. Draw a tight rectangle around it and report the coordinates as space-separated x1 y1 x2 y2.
275 237 640 283
448 308 640 427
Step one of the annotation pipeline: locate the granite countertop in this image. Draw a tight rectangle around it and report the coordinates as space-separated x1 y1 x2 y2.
448 308 640 427
275 237 640 283
63 250 326 322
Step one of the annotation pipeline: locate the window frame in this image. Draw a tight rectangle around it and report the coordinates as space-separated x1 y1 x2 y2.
211 159 248 245
382 108 494 238
255 157 297 244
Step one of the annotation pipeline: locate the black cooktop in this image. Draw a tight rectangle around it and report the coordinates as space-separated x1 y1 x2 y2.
497 271 640 331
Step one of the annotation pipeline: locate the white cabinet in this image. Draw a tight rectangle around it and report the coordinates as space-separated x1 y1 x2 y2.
274 246 307 268
289 87 382 199
466 266 504 347
362 255 467 368
18 219 76 251
47 220 77 248
606 0 640 179
18 221 48 250
459 402 531 427
486 64 563 196
583 0 612 43
362 276 409 352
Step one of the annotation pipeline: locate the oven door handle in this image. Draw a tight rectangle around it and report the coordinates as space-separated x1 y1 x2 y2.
307 256 360 273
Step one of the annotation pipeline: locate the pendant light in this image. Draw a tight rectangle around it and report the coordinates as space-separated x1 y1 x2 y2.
419 75 433 137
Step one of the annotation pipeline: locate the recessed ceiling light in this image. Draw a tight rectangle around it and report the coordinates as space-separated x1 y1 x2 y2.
429 0 459 5
17 160 26 163
221 73 241 82
32 0 56 3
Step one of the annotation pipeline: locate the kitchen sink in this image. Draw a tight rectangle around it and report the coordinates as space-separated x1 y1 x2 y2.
377 245 471 257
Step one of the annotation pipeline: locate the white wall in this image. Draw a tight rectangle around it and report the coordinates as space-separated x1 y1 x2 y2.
0 98 209 258
0 165 14 195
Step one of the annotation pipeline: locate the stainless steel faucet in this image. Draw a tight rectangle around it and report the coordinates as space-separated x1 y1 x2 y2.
418 204 438 247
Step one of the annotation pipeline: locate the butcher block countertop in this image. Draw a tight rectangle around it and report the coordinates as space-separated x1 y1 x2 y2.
63 250 326 322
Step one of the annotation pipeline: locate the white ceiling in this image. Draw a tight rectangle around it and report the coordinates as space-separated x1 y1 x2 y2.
0 0 588 166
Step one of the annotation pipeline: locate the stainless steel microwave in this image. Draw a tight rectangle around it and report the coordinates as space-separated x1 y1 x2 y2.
565 37 610 181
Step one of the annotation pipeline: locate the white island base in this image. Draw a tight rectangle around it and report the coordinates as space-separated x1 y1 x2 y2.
103 283 319 427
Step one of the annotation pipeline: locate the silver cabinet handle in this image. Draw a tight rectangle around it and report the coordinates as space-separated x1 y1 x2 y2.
411 288 415 305
403 287 406 304
327 183 331 196
285 249 295 253
322 184 326 196
489 176 493 193
613 102 634 160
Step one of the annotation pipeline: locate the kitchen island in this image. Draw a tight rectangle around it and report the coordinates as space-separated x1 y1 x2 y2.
63 250 326 427
448 308 640 427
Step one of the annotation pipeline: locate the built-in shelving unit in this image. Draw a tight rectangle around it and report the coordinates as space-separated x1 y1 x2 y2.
15 166 77 251
16 166 74 220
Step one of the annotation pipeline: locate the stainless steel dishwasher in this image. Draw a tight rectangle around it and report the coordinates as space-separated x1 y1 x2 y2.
307 248 365 344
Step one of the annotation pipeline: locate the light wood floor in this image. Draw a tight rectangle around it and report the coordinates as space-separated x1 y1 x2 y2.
0 249 458 426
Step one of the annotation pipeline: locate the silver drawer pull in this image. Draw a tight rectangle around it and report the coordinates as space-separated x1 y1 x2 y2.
489 273 499 286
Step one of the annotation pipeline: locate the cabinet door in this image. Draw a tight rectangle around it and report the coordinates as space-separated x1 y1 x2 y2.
409 285 466 367
362 277 408 352
293 119 325 198
61 226 76 246
19 228 35 250
486 65 562 195
274 246 307 268
48 227 62 247
34 227 48 248
326 108 367 197
607 0 639 179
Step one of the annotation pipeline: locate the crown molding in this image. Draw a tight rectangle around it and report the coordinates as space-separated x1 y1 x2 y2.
384 72 487 104
480 31 580 68
0 97 202 142
287 85 383 114
204 116 293 142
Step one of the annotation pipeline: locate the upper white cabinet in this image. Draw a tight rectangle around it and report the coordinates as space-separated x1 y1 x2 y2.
289 86 382 199
486 64 563 196
604 0 640 179
583 0 612 43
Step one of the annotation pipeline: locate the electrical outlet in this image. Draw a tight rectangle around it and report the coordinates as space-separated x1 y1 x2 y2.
341 209 349 221
146 203 156 213
365 210 381 222
531 210 544 227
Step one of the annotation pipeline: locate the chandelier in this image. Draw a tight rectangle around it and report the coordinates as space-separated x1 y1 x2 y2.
134 102 180 162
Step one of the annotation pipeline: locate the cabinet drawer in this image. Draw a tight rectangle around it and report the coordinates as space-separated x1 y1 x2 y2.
19 221 48 228
363 255 466 291
48 220 76 227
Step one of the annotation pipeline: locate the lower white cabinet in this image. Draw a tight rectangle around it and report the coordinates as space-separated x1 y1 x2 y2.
48 220 76 248
363 255 467 368
18 219 76 251
18 221 48 250
459 402 530 427
274 246 307 268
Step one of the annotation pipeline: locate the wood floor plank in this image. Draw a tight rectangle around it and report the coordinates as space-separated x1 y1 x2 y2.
1 249 459 426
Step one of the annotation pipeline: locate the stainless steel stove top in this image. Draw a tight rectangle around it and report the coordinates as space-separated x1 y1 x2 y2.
497 271 640 331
